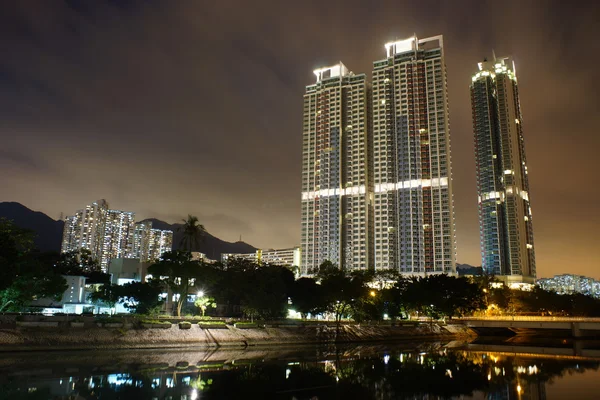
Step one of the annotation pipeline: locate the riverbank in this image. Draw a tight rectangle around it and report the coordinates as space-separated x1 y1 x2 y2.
0 322 475 351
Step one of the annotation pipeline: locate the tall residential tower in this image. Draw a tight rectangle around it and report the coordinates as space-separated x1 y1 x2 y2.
470 57 536 283
372 36 456 274
300 63 373 274
301 35 457 275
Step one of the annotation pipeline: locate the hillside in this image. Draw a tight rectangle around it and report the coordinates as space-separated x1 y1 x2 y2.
456 263 483 276
140 218 257 260
0 202 64 252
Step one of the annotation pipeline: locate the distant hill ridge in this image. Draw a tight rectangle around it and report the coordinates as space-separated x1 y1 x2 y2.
0 202 256 260
139 218 256 260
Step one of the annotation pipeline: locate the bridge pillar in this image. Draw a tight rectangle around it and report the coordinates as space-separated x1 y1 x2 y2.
571 322 582 338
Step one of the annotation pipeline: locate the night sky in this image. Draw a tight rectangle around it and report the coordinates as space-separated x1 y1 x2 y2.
1 1 598 278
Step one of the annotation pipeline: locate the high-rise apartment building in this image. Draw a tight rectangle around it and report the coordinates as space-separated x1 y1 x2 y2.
130 221 152 261
102 210 135 267
300 36 457 275
61 200 173 269
300 63 373 274
147 228 173 262
128 221 173 263
222 247 301 269
61 199 109 266
470 57 535 282
372 36 456 274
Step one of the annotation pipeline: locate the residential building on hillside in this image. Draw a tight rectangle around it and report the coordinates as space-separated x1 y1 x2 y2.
61 200 173 270
147 228 173 262
129 221 152 261
61 199 110 268
222 247 301 268
470 56 536 283
537 274 600 298
102 210 135 268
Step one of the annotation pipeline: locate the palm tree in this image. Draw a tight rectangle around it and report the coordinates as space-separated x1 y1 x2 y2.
178 215 205 252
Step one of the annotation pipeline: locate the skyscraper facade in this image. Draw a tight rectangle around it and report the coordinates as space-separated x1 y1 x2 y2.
371 36 456 274
470 57 535 282
300 63 373 274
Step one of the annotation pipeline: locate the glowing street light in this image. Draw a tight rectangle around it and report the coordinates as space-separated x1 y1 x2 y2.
197 291 204 298
370 290 376 297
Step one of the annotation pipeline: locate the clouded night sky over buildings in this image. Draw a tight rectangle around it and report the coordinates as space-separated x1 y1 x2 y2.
1 1 598 278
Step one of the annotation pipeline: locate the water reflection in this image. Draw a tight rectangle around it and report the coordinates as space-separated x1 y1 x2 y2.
1 344 598 399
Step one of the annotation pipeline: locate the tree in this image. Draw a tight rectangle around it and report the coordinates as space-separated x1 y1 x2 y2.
148 251 207 316
0 218 68 312
119 281 164 315
370 269 401 290
195 294 216 317
89 284 122 314
178 215 205 252
317 264 368 335
53 249 110 284
241 264 295 320
290 277 327 318
403 275 486 320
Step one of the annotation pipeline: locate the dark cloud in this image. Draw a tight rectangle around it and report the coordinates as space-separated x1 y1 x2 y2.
1 0 598 277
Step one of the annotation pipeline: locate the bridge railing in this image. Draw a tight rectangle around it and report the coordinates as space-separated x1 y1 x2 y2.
457 316 600 322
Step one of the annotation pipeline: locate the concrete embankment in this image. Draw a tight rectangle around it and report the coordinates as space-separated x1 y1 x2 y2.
0 322 475 352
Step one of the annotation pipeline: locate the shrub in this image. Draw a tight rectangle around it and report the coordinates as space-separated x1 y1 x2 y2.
197 321 227 329
179 321 192 329
234 322 260 329
198 321 226 326
141 319 171 325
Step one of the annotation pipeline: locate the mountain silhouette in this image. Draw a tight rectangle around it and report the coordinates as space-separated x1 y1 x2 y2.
140 218 256 260
456 263 483 276
0 202 256 260
0 202 64 252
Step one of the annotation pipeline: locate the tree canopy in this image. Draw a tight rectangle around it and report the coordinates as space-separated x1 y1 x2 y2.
0 218 67 312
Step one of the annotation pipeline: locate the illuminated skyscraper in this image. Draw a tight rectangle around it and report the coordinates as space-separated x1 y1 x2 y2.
300 63 373 274
371 35 456 274
471 57 536 282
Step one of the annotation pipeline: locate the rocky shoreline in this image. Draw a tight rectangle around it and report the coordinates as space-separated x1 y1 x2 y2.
0 322 475 352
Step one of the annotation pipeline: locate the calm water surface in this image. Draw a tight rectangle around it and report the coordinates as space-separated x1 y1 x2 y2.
1 341 599 399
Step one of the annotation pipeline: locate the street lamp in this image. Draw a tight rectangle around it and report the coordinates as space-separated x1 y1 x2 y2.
370 290 376 297
197 290 204 298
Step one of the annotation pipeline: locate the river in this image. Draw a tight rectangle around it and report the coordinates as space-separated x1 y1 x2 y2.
1 339 599 399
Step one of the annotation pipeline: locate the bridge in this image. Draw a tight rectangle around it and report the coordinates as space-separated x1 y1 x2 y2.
456 316 600 338
463 342 600 359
